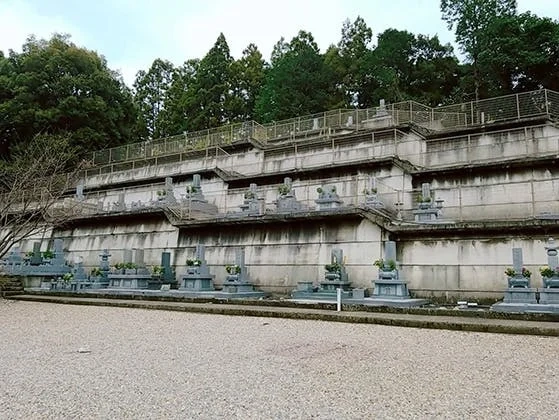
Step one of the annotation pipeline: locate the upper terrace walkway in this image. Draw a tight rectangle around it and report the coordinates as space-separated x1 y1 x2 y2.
86 89 559 178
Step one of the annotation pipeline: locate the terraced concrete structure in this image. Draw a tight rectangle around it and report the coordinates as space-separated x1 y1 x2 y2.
7 89 559 301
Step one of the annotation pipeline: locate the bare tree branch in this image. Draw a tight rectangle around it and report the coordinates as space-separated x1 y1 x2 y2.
0 134 82 260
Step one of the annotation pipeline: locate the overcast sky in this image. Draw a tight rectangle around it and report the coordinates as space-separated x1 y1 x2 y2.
1 0 557 86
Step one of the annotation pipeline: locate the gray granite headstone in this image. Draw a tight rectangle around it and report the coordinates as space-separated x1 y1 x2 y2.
384 241 397 269
332 248 343 265
76 183 84 200
240 183 264 215
546 238 559 269
7 248 22 265
315 185 343 210
421 183 431 201
30 243 42 265
123 249 133 264
376 99 388 117
235 248 246 281
135 249 145 268
113 193 126 211
275 177 302 212
99 249 111 272
160 252 174 283
512 248 523 273
192 174 201 189
52 239 65 267
372 240 410 299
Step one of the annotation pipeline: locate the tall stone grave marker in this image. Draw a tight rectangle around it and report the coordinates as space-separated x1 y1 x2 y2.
372 241 410 299
503 247 536 304
540 238 559 304
180 244 215 291
275 177 302 212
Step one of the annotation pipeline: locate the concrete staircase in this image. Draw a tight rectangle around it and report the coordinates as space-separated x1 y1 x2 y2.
0 276 24 297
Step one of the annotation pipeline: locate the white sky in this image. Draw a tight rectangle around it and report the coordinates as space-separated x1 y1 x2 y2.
0 0 557 86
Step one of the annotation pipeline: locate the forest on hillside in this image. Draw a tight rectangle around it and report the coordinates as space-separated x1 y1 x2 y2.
0 0 558 161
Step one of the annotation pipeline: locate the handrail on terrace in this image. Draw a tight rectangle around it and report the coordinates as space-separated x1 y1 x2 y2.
90 89 559 168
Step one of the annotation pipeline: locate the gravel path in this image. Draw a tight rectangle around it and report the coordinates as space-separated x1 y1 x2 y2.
1 300 558 419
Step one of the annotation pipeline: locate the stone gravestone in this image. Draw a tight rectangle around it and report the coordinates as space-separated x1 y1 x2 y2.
76 183 85 201
157 177 177 205
364 177 384 209
90 249 111 289
371 241 410 299
223 248 257 293
239 183 265 216
540 238 559 304
503 247 536 304
315 185 343 210
108 249 151 289
186 174 205 202
376 99 389 117
3 248 23 275
413 183 443 223
123 249 133 266
319 248 350 291
52 239 65 267
160 252 175 284
113 193 126 212
30 242 42 265
363 99 392 129
275 177 302 212
179 244 215 291
176 173 218 218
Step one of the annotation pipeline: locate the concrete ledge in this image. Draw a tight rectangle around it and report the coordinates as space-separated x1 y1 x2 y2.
8 294 559 337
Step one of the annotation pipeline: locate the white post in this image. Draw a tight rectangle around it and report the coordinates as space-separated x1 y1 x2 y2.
336 288 342 312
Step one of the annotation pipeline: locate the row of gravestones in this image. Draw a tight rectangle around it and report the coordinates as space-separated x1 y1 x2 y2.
502 238 559 305
5 237 559 303
73 173 447 222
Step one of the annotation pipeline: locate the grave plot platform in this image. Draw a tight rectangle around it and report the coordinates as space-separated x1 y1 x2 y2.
491 302 559 314
43 287 269 300
168 289 268 299
290 295 429 308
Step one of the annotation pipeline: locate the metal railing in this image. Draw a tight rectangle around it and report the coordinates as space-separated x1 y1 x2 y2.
87 89 558 175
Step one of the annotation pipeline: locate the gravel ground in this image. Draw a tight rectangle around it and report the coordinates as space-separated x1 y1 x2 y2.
1 300 558 420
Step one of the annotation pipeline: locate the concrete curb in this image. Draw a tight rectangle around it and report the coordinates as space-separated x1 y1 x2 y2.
8 294 559 337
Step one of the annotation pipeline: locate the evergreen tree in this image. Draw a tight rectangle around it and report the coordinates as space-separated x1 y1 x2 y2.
441 0 517 100
133 58 174 140
255 31 334 122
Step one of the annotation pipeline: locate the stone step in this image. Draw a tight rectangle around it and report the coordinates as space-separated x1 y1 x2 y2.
0 277 24 295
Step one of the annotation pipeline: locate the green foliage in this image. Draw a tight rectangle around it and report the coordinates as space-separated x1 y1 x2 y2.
225 264 241 274
62 272 74 282
186 259 202 267
0 34 136 158
478 12 559 95
540 266 557 278
188 33 234 131
324 262 342 272
90 267 102 277
505 267 532 277
229 44 266 122
255 31 335 122
133 58 175 140
277 184 291 195
440 0 517 99
374 259 397 270
152 265 164 275
41 250 54 259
